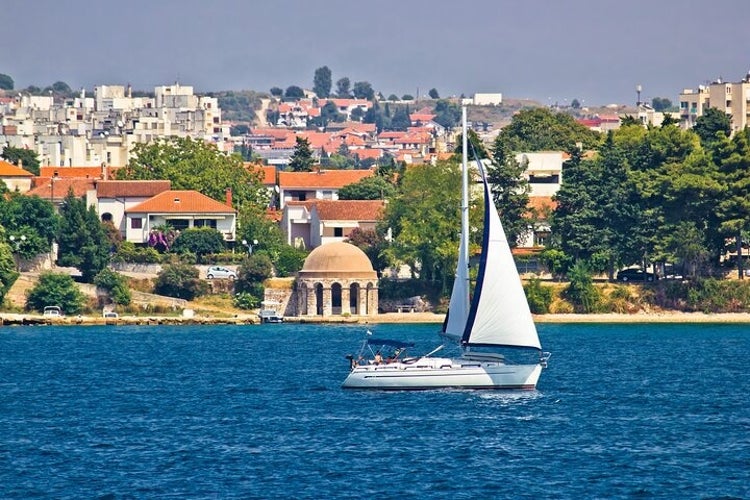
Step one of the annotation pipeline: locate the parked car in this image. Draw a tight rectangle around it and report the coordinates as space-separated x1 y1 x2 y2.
616 268 656 282
206 266 237 280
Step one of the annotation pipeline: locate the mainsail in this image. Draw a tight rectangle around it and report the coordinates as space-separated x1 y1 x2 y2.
462 160 541 350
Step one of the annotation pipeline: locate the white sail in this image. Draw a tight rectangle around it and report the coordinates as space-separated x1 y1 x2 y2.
442 105 471 341
463 172 541 350
442 236 469 341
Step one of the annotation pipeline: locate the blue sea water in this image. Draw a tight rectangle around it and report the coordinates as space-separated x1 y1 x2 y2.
0 322 748 499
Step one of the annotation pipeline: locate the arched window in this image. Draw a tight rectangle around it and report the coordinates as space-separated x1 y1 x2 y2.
349 283 360 315
331 283 342 315
315 283 324 315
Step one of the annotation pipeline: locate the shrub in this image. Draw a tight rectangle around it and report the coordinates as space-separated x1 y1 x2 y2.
233 291 261 310
112 241 163 264
26 272 86 314
563 262 601 313
275 245 308 277
524 278 554 314
172 228 225 263
154 264 208 300
235 254 273 293
93 268 132 306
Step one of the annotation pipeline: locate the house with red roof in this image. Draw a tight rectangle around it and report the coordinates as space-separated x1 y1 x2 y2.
277 168 375 209
85 180 172 235
281 199 385 249
27 176 97 209
0 159 34 192
124 190 236 244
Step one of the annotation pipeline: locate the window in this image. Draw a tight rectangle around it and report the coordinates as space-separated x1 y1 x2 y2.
321 190 333 200
334 227 343 237
168 220 190 231
194 219 217 229
130 218 143 229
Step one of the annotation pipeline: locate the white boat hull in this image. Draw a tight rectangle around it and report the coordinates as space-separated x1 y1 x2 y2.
342 357 542 390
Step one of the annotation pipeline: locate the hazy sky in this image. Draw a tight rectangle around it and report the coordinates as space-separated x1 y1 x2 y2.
4 0 750 106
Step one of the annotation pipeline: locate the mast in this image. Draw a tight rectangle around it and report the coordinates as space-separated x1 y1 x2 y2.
460 105 470 315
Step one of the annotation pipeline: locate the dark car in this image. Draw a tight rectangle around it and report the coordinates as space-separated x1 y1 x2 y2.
616 268 656 282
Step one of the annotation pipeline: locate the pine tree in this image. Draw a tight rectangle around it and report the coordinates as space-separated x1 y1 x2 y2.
288 137 315 172
56 190 110 282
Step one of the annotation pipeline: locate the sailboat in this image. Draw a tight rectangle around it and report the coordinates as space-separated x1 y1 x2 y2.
342 105 550 390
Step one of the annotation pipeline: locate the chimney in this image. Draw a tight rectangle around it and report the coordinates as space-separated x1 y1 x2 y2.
225 188 233 208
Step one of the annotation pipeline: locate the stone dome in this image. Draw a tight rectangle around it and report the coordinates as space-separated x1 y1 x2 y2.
298 242 377 279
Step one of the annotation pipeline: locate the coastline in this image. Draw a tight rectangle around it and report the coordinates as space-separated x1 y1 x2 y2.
4 310 750 326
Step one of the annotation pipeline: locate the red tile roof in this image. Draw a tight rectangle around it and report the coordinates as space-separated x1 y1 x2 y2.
279 169 374 189
27 177 95 200
39 166 120 179
127 190 235 214
96 180 172 198
287 200 385 221
0 159 33 177
245 163 277 185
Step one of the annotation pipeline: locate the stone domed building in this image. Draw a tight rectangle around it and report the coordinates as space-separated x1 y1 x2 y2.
296 242 378 317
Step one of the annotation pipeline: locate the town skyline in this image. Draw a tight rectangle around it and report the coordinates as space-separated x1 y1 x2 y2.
4 0 750 107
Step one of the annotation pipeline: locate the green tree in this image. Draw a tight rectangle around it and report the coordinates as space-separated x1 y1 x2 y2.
390 106 411 131
274 245 308 278
563 262 600 313
0 73 13 90
401 94 414 101
428 88 440 99
314 101 344 128
336 77 351 98
352 81 375 100
116 136 267 210
590 132 644 277
487 140 530 247
383 160 479 290
552 149 602 262
495 107 601 152
172 227 225 262
0 145 41 175
50 81 72 95
56 190 110 282
270 87 283 97
93 268 132 306
524 278 553 313
0 227 19 304
313 66 333 98
693 108 731 149
154 264 207 300
347 227 389 275
26 272 86 314
715 129 750 278
338 176 395 200
433 100 462 129
284 85 304 100
236 253 273 292
0 192 58 253
288 137 315 172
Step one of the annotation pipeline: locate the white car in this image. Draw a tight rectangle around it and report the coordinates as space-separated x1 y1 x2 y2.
206 266 237 280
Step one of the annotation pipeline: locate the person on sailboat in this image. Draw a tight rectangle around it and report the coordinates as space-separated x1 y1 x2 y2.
373 352 383 365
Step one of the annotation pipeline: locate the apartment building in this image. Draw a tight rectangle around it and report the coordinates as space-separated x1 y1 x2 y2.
0 83 227 168
679 71 750 132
